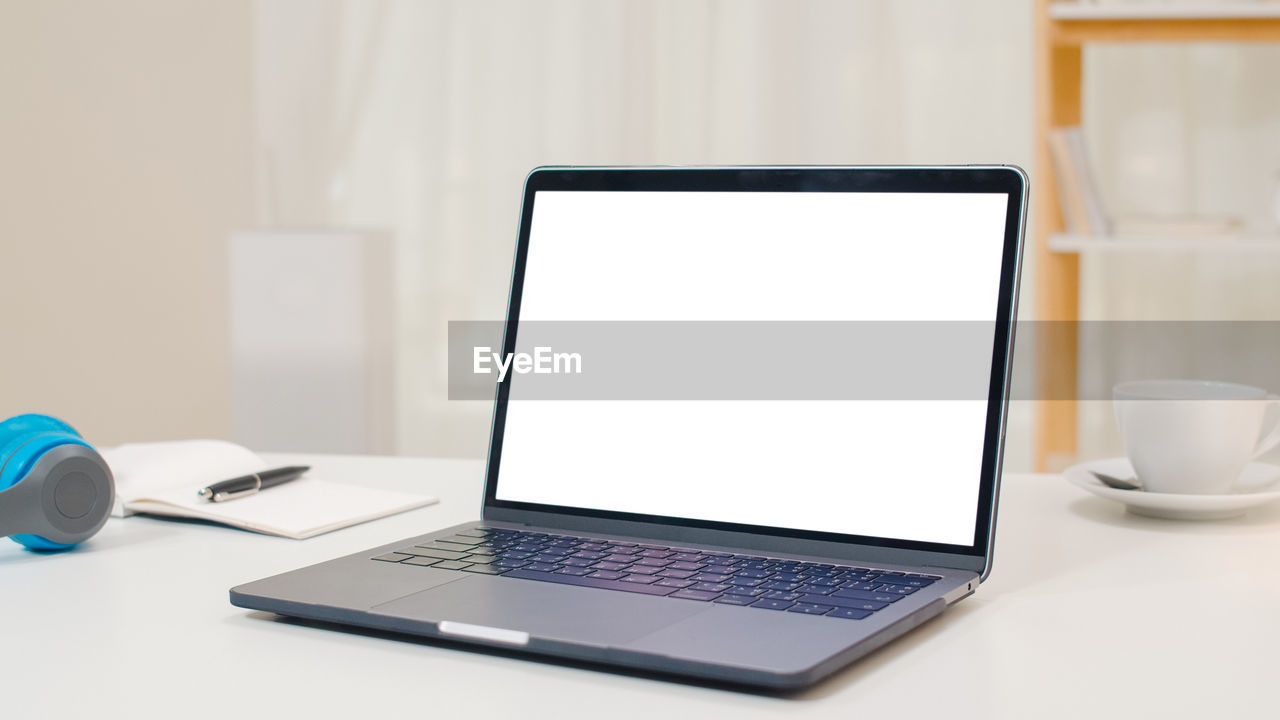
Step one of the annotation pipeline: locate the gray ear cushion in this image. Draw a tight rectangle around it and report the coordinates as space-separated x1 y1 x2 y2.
0 444 114 545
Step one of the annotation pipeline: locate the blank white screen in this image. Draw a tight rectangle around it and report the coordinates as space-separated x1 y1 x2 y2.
495 190 1009 546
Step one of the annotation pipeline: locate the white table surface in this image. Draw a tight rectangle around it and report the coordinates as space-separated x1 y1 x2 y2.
4 454 1278 719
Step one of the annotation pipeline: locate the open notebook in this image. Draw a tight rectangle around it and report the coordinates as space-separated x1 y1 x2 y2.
101 441 436 539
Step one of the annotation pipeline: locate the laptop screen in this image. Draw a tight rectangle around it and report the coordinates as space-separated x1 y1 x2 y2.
485 168 1024 554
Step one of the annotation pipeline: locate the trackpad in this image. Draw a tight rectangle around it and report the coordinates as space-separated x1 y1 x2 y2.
371 574 708 646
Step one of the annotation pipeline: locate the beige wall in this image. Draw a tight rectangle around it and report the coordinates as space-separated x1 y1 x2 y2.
0 1 254 445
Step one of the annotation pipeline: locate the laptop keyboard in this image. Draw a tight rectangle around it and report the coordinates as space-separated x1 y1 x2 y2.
372 527 939 620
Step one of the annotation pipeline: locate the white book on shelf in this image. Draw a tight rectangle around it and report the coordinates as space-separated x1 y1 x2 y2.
1047 127 1093 235
1063 127 1111 236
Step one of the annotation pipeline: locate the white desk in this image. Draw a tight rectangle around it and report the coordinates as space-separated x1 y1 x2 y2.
4 454 1278 719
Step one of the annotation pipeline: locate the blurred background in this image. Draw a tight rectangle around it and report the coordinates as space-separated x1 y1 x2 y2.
3 0 1280 471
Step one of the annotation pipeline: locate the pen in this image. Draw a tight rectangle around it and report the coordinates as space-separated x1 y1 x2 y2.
198 465 311 503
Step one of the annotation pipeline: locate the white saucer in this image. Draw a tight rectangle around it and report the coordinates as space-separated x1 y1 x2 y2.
1064 457 1280 520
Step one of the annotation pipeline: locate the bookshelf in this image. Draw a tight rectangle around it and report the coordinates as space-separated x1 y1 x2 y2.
1033 0 1280 470
1049 233 1280 253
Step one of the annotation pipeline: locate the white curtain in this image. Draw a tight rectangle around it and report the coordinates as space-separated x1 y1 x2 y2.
253 0 1036 459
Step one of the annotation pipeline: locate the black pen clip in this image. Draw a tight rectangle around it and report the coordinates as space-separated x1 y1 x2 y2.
207 473 262 503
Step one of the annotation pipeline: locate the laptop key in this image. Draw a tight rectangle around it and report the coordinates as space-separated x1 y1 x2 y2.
637 550 673 559
503 568 678 596
669 589 722 602
414 542 473 553
461 554 497 564
877 584 918 595
805 577 842 588
439 536 482 546
461 565 505 575
830 588 900 604
524 562 559 572
430 560 473 571
787 604 835 616
621 574 659 584
713 594 757 606
827 607 873 620
761 581 801 592
801 593 887 611
601 546 639 555
373 552 413 563
656 569 696 579
840 581 882 592
723 586 766 597
654 578 695 588
587 570 626 580
693 573 733 583
690 582 730 593
405 547 470 561
845 574 881 583
749 599 795 611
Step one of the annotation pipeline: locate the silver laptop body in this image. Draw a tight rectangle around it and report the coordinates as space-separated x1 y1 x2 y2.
231 165 1028 689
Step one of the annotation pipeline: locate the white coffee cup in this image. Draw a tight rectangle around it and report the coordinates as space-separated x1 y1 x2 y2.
1113 380 1280 495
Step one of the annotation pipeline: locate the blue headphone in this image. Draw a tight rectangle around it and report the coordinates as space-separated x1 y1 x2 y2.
0 414 114 551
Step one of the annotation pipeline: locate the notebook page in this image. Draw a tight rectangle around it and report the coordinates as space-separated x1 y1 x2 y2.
126 478 437 539
102 440 267 517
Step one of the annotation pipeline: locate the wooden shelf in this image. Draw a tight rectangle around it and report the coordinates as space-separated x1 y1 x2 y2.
1049 233 1280 252
1033 0 1280 470
1051 2 1280 21
1047 2 1280 42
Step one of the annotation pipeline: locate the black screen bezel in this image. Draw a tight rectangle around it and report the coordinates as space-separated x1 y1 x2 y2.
481 166 1025 559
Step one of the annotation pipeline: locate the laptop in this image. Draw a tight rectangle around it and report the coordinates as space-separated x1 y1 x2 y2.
230 165 1028 689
